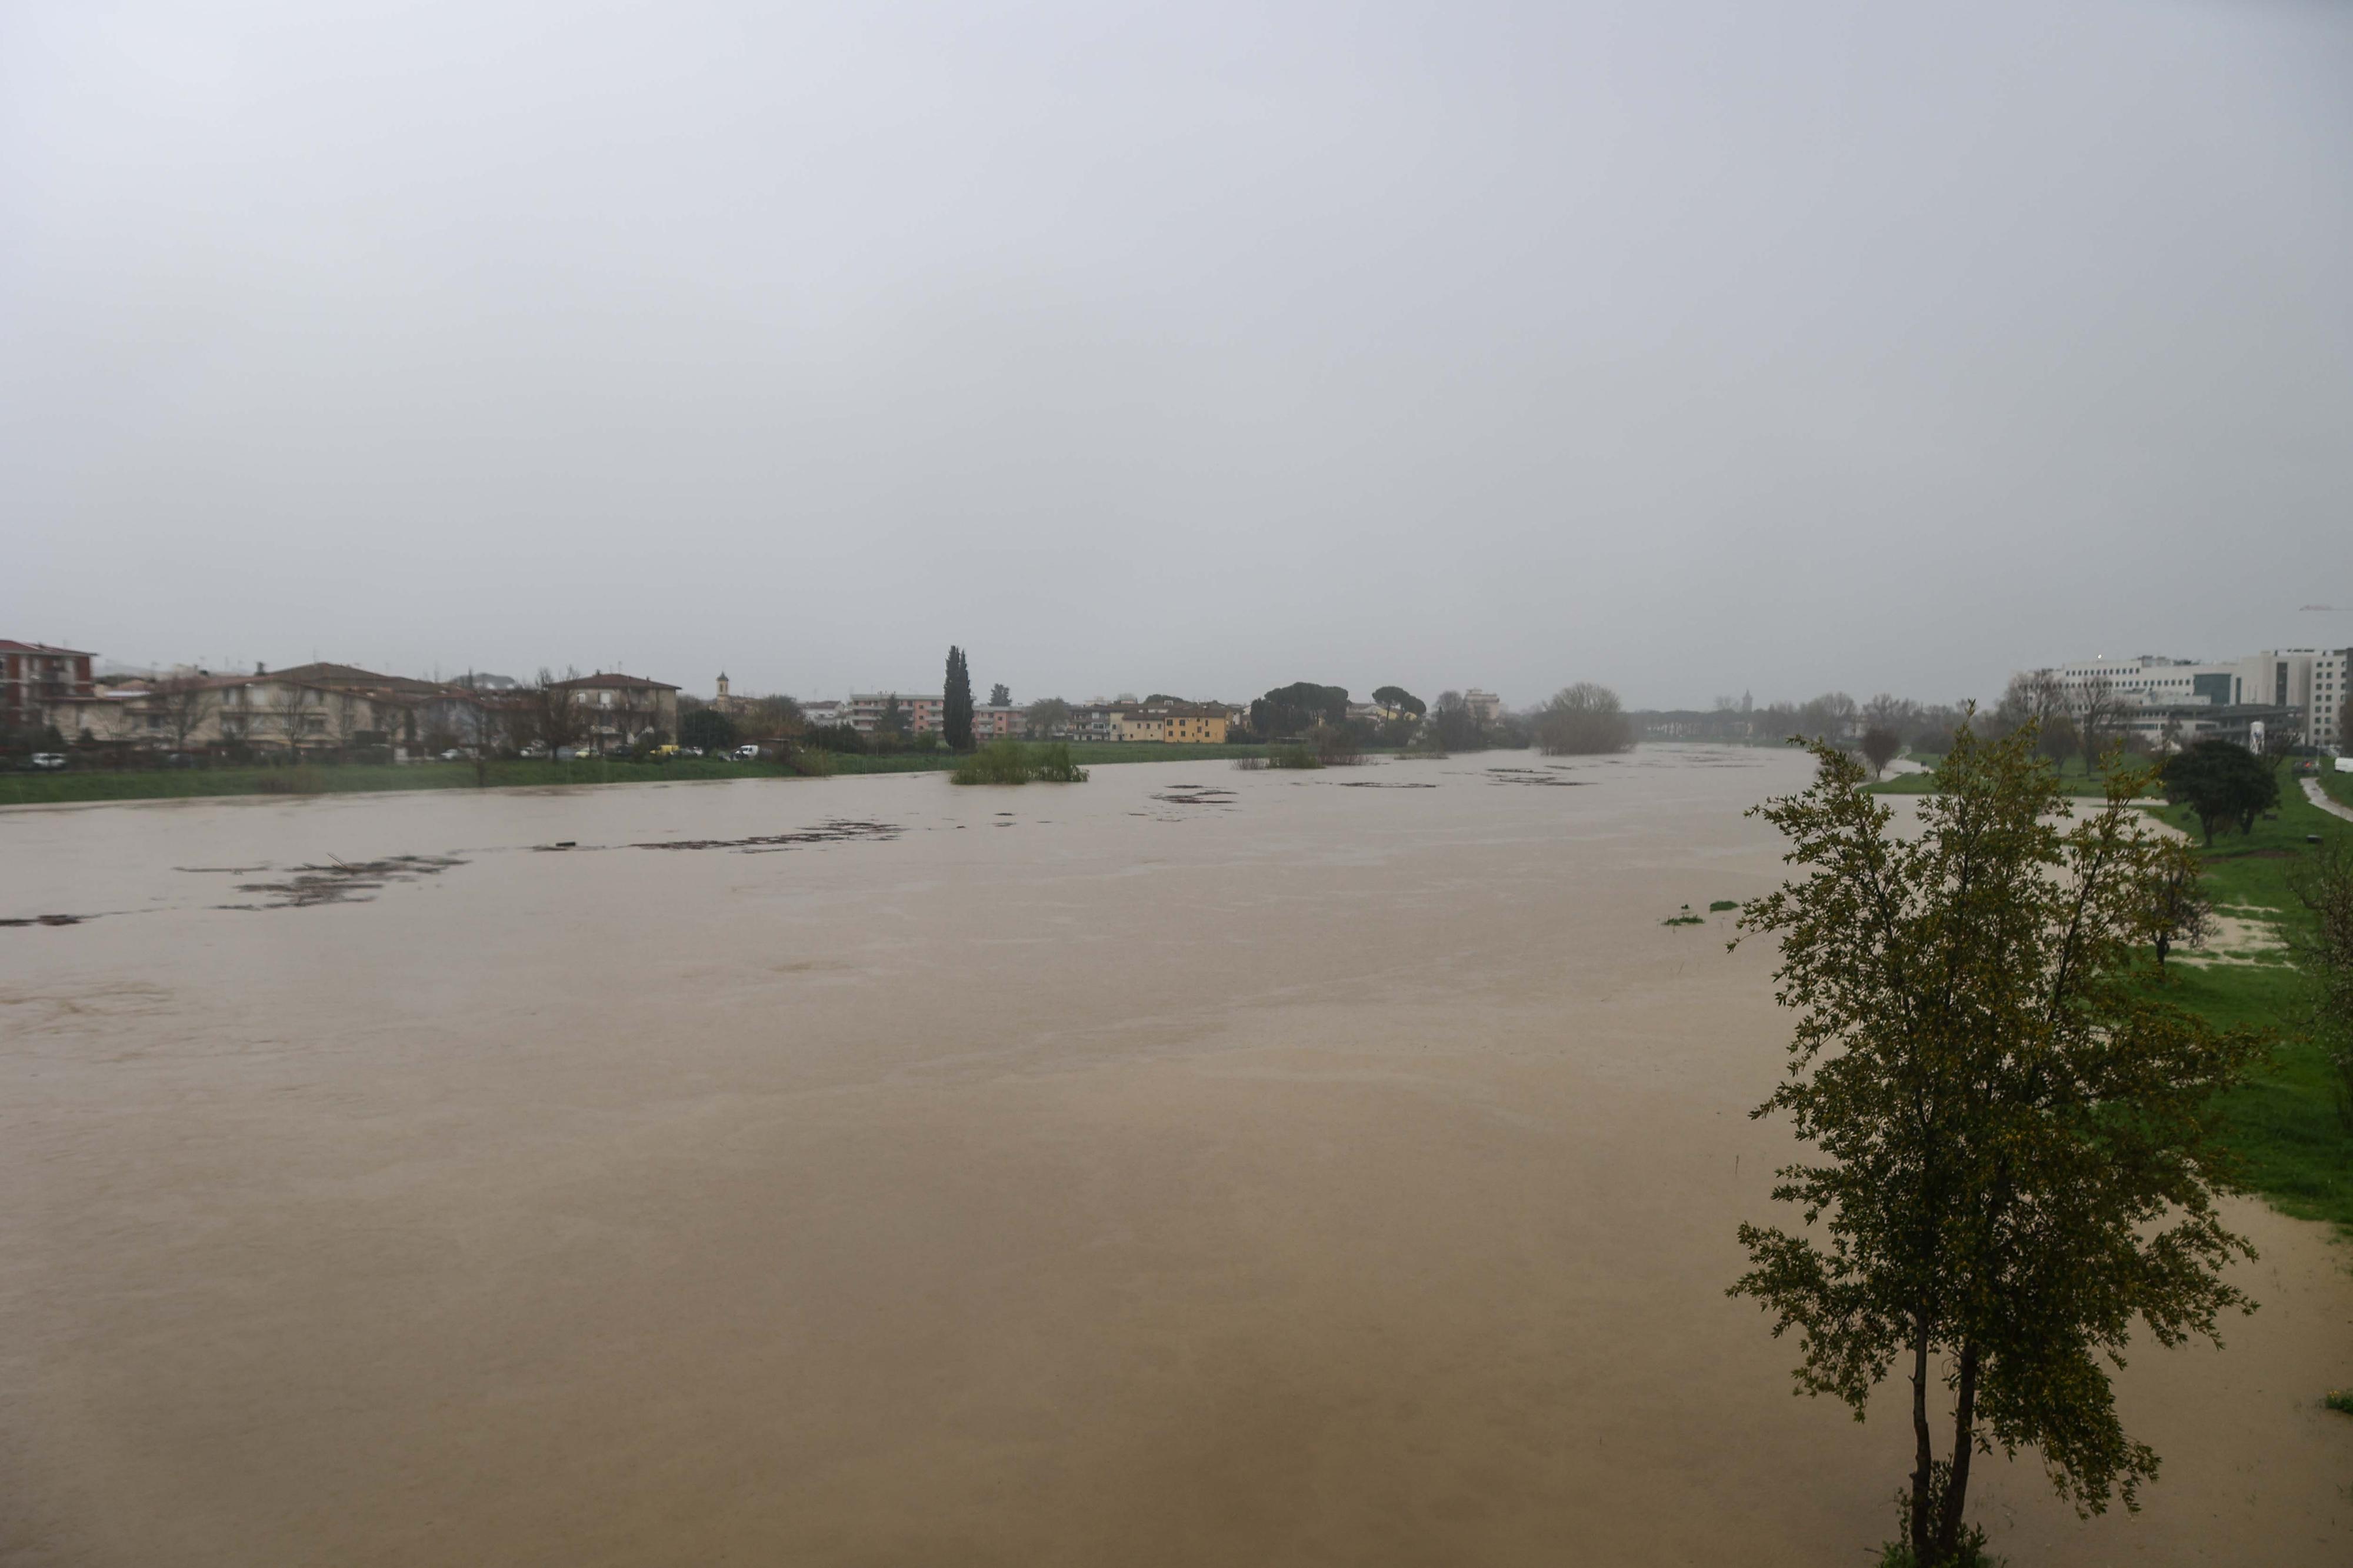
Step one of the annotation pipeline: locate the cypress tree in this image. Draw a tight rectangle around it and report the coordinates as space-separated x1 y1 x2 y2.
944 645 975 752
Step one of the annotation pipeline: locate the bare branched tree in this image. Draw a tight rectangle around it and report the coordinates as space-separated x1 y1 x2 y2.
149 675 218 754
528 668 583 753
2074 672 2122 770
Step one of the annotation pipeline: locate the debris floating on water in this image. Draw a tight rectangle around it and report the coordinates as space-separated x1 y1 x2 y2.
631 819 902 853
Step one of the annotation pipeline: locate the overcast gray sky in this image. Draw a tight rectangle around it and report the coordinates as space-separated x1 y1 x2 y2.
5 1 2349 710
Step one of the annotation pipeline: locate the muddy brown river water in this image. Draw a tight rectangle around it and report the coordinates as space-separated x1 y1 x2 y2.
3 749 2348 1565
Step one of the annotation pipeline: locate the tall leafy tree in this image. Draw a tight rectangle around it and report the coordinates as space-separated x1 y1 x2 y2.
2157 739 2279 845
680 708 737 752
1249 681 1347 739
989 682 1011 707
1733 726 2262 1566
944 646 975 752
1370 685 1425 719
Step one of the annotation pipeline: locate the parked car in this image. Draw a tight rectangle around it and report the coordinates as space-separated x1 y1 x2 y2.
518 742 549 759
735 744 762 760
29 752 67 770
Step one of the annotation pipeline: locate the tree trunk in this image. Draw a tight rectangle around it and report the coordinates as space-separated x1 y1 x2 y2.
1935 1342 1981 1562
1909 1315 1935 1561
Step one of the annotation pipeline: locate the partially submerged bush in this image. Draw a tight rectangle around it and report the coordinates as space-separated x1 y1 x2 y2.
951 740 1086 785
1030 742 1087 782
1267 745 1323 770
1534 682 1634 755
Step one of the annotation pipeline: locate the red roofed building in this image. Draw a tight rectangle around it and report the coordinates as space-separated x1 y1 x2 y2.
1 641 95 736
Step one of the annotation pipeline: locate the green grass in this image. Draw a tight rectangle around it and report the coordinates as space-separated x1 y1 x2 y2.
1870 757 2143 798
2147 785 2353 1234
0 741 1272 805
2317 763 2353 813
1873 762 2353 1235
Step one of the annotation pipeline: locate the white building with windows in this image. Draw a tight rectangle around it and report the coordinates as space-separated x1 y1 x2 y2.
2043 649 2350 751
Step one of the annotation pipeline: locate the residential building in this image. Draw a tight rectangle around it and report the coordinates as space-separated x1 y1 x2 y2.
1159 703 1229 743
1464 689 1502 725
1113 709 1165 743
1066 703 1116 743
849 692 945 735
1 640 96 735
1099 699 1229 743
972 703 1024 740
801 698 849 729
551 672 681 751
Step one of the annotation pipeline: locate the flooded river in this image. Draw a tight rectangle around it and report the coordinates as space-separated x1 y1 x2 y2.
2 749 2347 1564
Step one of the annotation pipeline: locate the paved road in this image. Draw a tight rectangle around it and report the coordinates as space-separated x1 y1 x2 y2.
2302 775 2353 823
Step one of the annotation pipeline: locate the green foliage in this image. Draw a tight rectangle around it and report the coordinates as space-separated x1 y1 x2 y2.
802 723 866 753
2325 1390 2353 1415
1370 685 1426 718
1662 906 1704 926
944 646 975 752
1268 744 1323 769
679 708 737 753
2158 740 2281 846
1031 742 1086 782
2287 837 2353 1132
1709 900 1741 912
1429 690 1487 752
780 744 836 778
949 739 1088 786
1734 729 2265 1565
1251 681 1349 739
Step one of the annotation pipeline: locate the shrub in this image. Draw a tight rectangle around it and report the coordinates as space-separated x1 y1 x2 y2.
950 740 1088 786
1031 742 1087 782
1267 745 1323 770
1534 683 1633 755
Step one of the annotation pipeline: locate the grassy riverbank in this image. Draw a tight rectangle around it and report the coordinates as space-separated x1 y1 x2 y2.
2153 786 2353 1233
0 742 1277 807
1877 761 2353 1233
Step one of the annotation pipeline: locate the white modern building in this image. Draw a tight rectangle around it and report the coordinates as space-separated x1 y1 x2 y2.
2043 649 2350 751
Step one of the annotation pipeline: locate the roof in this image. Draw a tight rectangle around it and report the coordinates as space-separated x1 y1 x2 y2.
258 661 454 695
552 672 681 691
0 640 96 657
